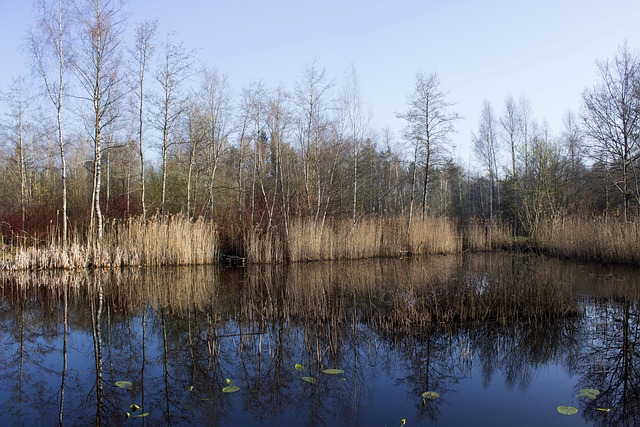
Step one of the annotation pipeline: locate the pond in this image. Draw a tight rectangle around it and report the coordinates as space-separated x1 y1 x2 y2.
0 253 638 426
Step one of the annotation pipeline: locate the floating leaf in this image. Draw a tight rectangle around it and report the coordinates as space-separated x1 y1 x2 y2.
557 405 579 415
225 378 232 385
302 376 317 384
125 412 131 419
597 407 611 413
189 385 194 391
295 363 304 371
578 388 600 400
322 368 344 375
129 404 140 412
134 412 150 418
400 419 406 426
422 391 440 399
115 381 133 390
222 385 240 393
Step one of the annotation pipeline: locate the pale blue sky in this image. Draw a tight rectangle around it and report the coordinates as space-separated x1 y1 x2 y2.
1 0 639 166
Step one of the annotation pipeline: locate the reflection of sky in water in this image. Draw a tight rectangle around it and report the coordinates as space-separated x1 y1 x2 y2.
0 254 638 426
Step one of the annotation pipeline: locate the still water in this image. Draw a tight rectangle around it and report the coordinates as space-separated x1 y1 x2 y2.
0 253 638 426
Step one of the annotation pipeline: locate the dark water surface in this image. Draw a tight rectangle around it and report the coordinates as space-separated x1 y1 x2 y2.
0 253 639 426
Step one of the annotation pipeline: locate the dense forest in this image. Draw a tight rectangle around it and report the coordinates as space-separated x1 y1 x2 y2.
1 0 639 265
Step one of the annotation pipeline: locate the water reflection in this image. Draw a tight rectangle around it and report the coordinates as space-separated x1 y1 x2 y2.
0 254 639 426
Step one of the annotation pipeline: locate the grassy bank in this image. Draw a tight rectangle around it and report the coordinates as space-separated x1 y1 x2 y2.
6 215 218 270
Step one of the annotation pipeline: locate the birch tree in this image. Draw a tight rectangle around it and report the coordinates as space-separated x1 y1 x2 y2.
339 65 369 223
71 0 125 242
397 71 460 221
500 95 520 177
1 77 32 230
473 100 499 224
582 42 640 222
199 67 231 220
29 0 70 246
131 19 157 220
293 61 333 220
154 36 193 216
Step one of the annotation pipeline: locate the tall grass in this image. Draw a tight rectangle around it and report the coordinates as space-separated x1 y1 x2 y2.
281 216 459 263
7 215 218 270
533 217 640 264
463 219 515 251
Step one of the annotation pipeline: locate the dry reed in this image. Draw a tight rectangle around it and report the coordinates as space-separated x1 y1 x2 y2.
282 216 459 263
464 219 515 251
6 214 218 270
533 217 640 264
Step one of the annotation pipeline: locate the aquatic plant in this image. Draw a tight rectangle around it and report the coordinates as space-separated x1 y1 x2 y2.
557 405 578 415
115 380 133 390
577 388 600 400
302 376 317 384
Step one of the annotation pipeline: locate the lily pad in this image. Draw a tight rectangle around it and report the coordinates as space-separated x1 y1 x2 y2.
225 378 232 385
557 405 579 415
302 376 317 384
115 381 133 390
129 404 140 412
578 388 600 400
134 412 150 418
596 407 611 413
322 368 345 375
295 363 304 371
222 385 240 393
422 391 440 399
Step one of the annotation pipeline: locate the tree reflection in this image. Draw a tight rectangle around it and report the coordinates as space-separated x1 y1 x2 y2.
576 298 640 426
0 255 639 425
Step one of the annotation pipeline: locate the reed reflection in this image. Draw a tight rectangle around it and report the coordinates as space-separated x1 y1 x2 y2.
0 255 637 426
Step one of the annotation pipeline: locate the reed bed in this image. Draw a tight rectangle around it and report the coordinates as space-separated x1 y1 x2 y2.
280 216 459 264
245 227 287 264
463 219 515 251
533 217 640 264
7 215 218 270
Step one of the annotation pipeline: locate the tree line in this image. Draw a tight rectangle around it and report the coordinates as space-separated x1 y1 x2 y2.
1 0 639 251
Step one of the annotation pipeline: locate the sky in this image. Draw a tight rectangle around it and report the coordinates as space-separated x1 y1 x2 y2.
1 0 640 168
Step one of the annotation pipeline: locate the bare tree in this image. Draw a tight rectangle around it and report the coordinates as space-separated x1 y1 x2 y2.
1 77 32 230
154 35 194 216
199 67 231 220
293 61 333 220
473 100 499 224
178 100 204 219
339 65 370 223
500 95 520 177
241 80 267 225
561 111 584 210
519 95 533 176
582 42 640 222
397 71 460 221
265 87 291 232
131 19 157 220
29 0 70 246
71 0 125 242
